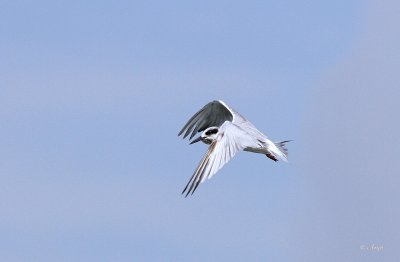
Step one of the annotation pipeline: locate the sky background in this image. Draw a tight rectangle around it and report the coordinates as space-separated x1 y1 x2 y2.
1 0 399 261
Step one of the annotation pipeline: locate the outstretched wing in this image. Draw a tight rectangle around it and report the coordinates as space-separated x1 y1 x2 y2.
182 121 262 197
178 100 234 141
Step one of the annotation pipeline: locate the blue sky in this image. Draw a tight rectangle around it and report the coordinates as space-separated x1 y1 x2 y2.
1 0 399 261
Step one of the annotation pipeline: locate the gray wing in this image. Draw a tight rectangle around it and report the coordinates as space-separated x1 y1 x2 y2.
178 100 234 140
182 121 262 197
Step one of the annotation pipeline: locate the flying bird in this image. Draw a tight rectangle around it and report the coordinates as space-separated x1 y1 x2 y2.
178 100 290 197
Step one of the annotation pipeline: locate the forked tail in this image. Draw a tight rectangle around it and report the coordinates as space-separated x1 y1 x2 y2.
268 140 292 162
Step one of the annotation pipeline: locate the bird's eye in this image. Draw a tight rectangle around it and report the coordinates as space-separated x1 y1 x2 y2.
205 128 218 136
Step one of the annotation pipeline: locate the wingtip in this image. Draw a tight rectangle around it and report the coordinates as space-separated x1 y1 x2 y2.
182 189 189 198
184 190 191 198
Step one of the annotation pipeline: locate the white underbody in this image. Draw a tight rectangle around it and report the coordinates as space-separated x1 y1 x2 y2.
243 139 276 154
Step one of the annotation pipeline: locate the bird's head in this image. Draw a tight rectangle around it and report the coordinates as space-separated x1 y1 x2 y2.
190 126 219 145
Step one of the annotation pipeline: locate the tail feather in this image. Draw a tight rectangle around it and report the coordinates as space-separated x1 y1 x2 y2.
269 140 292 162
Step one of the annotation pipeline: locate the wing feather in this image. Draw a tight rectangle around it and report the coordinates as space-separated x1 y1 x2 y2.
178 100 234 141
182 121 261 196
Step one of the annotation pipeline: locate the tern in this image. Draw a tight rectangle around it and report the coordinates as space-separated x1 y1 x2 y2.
178 100 291 197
